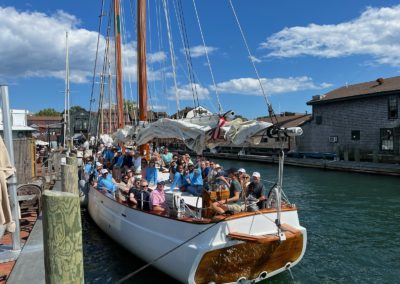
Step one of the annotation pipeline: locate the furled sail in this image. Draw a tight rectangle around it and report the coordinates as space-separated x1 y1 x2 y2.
135 118 278 154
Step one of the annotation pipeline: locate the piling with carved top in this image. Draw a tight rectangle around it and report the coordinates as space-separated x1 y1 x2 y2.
42 190 84 283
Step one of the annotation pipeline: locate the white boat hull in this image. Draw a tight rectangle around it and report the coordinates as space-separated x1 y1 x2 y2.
88 187 307 283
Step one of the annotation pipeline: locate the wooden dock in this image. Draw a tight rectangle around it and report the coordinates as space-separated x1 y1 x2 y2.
202 152 400 176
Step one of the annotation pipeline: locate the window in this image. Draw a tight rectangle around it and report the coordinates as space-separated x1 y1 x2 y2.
315 115 322 125
380 128 394 151
329 136 338 143
388 96 398 119
351 130 360 141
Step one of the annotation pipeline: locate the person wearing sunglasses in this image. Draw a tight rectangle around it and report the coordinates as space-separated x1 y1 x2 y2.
131 180 151 210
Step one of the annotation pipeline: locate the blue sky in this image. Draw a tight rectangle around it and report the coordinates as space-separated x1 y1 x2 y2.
0 0 399 119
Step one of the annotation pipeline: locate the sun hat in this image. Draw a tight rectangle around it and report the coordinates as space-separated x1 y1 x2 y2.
252 172 261 178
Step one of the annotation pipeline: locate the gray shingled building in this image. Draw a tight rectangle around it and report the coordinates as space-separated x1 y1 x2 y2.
296 76 400 163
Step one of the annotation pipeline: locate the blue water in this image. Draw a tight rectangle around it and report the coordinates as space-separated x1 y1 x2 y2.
82 160 400 283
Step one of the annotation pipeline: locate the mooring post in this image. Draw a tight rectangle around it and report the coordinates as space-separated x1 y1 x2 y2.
42 190 84 283
61 157 78 195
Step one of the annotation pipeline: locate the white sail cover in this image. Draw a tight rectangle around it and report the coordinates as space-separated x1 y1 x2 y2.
112 126 136 143
136 118 274 154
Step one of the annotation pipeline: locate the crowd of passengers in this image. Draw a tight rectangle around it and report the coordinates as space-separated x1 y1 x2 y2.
82 143 271 216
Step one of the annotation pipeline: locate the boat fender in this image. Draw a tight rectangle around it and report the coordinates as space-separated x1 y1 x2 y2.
259 271 268 279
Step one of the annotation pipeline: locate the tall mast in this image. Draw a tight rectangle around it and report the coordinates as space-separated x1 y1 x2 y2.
138 0 150 157
114 0 124 129
64 31 71 151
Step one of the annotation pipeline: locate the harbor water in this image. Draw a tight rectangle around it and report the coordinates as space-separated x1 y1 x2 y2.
82 159 400 283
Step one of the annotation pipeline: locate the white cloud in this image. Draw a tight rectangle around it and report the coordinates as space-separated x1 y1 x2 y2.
151 105 168 111
148 51 166 63
260 5 400 66
0 7 100 83
181 45 217 58
0 7 166 83
168 83 210 101
213 77 331 96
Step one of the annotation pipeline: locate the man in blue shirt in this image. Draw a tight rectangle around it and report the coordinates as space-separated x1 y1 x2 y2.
185 163 203 196
97 169 117 196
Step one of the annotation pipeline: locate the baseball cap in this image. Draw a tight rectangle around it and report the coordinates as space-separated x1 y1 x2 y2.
101 169 108 174
238 168 246 173
157 180 165 185
252 172 261 178
214 164 221 168
96 162 103 168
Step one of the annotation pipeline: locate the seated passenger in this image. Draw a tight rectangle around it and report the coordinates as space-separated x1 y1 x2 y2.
145 160 158 186
97 169 118 197
212 168 244 214
246 172 267 210
185 163 203 196
150 181 168 212
134 180 151 211
170 165 185 191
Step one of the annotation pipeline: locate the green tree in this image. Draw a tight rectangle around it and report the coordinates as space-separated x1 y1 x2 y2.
35 108 61 116
123 100 137 112
69 105 87 113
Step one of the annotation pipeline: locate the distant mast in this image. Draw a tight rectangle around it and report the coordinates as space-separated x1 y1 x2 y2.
114 0 124 129
64 31 71 151
138 0 150 157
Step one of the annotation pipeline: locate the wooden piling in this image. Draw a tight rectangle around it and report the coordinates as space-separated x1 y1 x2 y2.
61 157 78 195
42 190 84 284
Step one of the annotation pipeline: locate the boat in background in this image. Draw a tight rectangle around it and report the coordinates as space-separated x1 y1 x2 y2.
88 1 307 283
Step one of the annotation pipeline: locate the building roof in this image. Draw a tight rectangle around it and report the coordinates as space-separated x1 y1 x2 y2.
0 126 36 132
27 116 63 121
308 76 400 105
258 113 311 128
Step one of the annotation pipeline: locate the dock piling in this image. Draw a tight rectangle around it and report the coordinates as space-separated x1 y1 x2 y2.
42 190 84 283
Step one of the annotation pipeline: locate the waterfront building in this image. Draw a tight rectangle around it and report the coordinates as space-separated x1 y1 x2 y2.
27 115 63 147
297 76 400 163
0 109 36 139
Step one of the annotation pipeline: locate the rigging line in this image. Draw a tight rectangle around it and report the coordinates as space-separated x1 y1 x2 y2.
192 0 223 114
120 2 136 125
147 0 155 113
172 0 199 111
177 0 201 111
162 0 181 117
147 0 161 115
89 0 106 136
117 215 230 283
175 57 218 114
96 7 114 139
156 0 170 115
128 0 139 125
228 0 279 124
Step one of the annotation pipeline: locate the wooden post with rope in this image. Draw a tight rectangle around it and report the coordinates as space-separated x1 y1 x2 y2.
42 190 84 283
